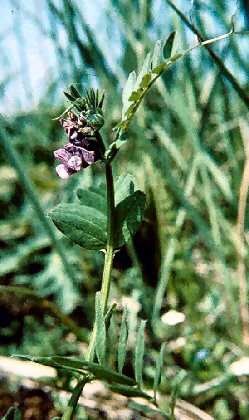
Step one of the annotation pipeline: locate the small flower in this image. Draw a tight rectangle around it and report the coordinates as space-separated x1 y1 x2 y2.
54 143 98 179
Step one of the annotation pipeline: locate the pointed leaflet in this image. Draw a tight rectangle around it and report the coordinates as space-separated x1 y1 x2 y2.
135 52 152 90
118 307 128 373
114 174 134 205
49 204 107 250
135 320 146 388
170 30 181 58
122 70 137 119
95 292 106 365
163 31 176 59
68 84 81 99
15 355 136 386
152 40 164 69
114 191 146 248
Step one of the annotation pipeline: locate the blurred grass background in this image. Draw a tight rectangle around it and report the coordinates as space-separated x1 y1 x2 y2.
0 0 249 418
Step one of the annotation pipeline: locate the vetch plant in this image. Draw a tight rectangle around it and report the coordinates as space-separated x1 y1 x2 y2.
11 25 249 419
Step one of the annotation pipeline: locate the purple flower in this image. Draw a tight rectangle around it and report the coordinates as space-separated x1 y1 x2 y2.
54 111 102 179
54 143 98 179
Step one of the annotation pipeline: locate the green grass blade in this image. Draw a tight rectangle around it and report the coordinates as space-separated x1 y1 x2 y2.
95 292 106 365
135 319 146 388
153 344 165 402
118 307 128 373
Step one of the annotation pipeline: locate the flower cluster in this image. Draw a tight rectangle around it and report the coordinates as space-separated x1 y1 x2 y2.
54 87 105 179
54 112 102 179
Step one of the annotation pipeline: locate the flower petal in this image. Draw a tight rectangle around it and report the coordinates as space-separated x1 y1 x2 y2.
68 155 83 171
56 164 71 179
81 148 96 164
54 148 70 165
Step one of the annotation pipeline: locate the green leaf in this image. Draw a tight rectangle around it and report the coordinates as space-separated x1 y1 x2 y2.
109 384 151 399
89 184 107 198
152 63 166 75
95 292 106 365
1 407 21 420
152 40 164 69
114 174 134 205
153 344 165 402
163 31 176 59
105 302 117 331
54 358 136 386
128 401 169 419
136 53 152 88
129 89 143 102
63 91 76 103
170 30 181 58
122 70 137 118
135 320 146 388
76 188 107 215
49 204 107 250
118 307 128 373
15 355 136 386
114 191 146 248
68 84 81 99
140 73 151 89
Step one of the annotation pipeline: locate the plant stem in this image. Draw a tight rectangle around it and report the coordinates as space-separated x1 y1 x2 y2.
101 161 115 311
87 160 115 361
63 145 116 419
61 378 89 420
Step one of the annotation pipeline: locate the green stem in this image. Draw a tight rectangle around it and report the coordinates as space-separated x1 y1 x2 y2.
61 378 89 420
63 141 116 419
101 161 115 311
87 160 115 361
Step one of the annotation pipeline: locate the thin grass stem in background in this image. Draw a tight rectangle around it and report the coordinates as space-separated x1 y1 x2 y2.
237 120 249 347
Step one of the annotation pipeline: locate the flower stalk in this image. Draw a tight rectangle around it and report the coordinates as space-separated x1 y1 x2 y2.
62 131 115 419
101 161 115 312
